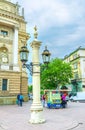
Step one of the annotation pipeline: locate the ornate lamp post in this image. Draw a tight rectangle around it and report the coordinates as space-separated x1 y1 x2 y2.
19 26 51 124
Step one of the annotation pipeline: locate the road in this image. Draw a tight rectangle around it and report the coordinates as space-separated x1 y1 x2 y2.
0 101 85 130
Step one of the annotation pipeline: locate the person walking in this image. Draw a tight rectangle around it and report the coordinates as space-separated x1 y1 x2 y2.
17 93 20 105
42 94 46 107
19 93 24 106
61 93 67 108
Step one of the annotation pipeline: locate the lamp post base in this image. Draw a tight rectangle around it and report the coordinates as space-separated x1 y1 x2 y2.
29 110 45 124
29 104 45 124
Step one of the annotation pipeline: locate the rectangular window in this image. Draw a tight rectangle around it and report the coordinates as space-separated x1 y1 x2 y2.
1 30 8 36
74 72 79 79
73 54 77 59
73 63 78 69
2 79 8 91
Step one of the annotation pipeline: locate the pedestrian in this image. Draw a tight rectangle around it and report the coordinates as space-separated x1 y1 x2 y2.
19 93 24 106
42 94 46 107
17 93 20 105
61 93 67 108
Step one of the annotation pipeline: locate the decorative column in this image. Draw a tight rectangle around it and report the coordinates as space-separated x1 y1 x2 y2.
13 26 19 71
13 26 18 64
29 26 45 124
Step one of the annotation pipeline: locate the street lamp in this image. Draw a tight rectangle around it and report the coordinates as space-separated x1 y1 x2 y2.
42 46 51 65
19 26 51 124
20 45 29 63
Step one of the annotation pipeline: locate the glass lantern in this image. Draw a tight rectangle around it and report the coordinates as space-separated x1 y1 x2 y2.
42 46 51 64
19 45 29 63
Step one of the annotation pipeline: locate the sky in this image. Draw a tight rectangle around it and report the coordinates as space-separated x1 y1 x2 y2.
12 0 85 58
11 0 85 84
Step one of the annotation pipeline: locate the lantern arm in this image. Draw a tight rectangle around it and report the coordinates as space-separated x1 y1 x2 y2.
22 62 33 76
22 62 42 76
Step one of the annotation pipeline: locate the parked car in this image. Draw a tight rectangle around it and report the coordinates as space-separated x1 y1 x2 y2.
70 92 85 102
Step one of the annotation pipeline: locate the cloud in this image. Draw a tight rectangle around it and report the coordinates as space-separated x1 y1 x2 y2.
12 0 85 31
11 0 85 84
11 0 85 59
21 0 85 30
24 0 70 29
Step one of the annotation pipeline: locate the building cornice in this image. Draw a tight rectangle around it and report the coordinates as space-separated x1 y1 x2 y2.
64 47 85 60
0 8 26 23
0 0 16 6
19 31 30 40
70 56 85 62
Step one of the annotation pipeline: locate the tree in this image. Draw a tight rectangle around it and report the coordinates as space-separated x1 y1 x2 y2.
28 85 32 93
41 58 73 90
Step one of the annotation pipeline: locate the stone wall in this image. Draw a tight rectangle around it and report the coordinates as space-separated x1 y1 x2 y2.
0 70 28 104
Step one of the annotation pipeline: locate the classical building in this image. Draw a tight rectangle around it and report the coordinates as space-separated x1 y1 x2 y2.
0 0 30 104
64 47 85 91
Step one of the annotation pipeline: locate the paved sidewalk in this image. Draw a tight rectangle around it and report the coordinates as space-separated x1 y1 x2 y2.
0 101 85 130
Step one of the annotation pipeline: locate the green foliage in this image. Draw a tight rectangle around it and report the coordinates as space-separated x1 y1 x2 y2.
40 90 44 95
28 85 32 93
41 58 73 90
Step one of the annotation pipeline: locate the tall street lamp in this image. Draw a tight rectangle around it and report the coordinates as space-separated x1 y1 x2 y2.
19 26 51 124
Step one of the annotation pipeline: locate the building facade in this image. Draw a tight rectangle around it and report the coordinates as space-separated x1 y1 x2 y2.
64 47 85 92
0 0 30 104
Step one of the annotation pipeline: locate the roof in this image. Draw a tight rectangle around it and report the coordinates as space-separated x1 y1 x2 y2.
64 46 85 59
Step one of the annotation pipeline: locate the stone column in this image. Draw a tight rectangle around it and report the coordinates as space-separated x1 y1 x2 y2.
29 26 45 124
13 26 19 71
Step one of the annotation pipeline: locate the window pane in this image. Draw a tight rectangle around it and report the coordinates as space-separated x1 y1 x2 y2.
2 79 7 91
1 30 8 36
